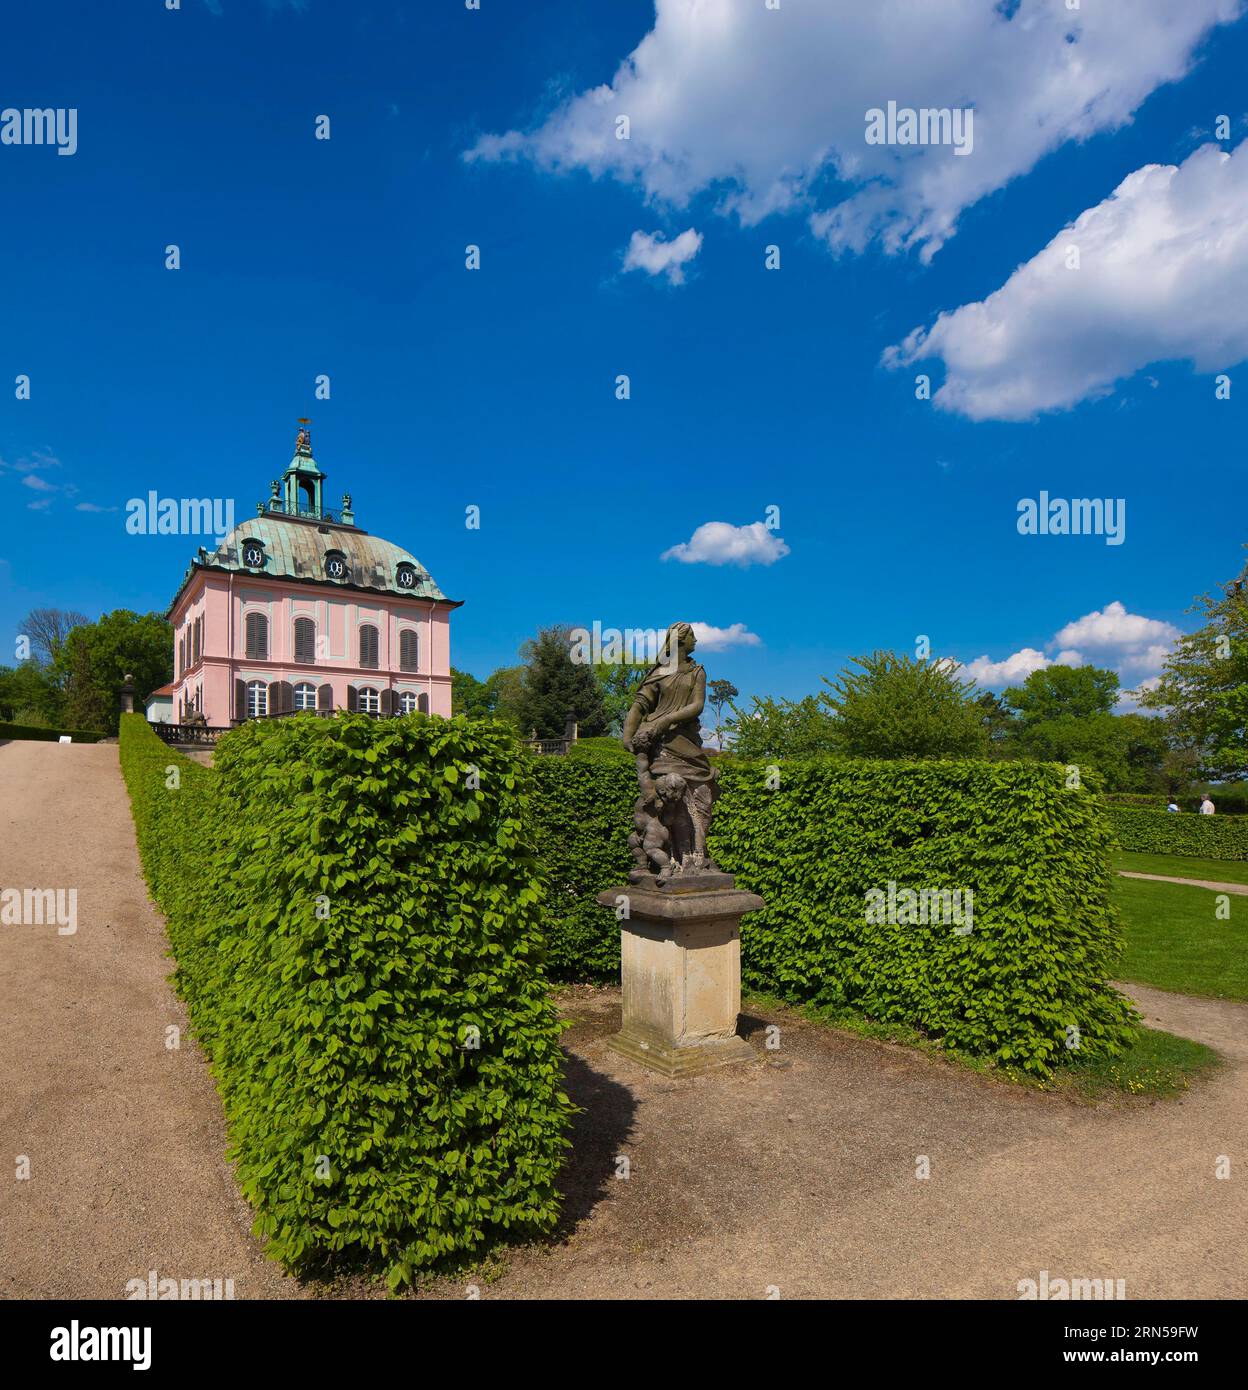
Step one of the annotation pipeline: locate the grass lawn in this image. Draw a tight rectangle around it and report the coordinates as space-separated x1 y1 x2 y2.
1112 874 1248 1000
1116 849 1248 887
1061 1027 1221 1101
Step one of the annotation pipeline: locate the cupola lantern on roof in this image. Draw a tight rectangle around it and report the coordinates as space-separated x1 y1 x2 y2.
273 418 330 522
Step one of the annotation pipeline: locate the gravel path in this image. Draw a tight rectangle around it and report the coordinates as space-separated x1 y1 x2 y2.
2 738 1244 1301
1119 870 1248 896
443 983 1246 1300
0 740 302 1300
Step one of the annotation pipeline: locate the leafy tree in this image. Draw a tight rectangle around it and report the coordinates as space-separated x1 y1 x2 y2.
53 610 172 734
451 663 533 732
819 651 988 759
723 693 839 759
594 661 647 736
976 691 1016 759
451 667 496 719
0 660 64 724
484 665 527 730
706 678 739 749
1011 711 1168 792
1003 664 1120 724
19 607 87 666
1140 554 1248 781
515 627 607 739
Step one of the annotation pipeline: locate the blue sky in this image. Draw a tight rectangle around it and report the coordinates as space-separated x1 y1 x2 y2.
1 0 1246 704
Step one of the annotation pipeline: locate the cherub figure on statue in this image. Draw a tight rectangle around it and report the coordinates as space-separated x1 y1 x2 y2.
621 622 724 887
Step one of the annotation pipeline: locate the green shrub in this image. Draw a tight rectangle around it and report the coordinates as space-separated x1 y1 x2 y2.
0 720 106 743
529 756 1138 1075
564 736 633 764
529 759 635 978
1107 804 1248 861
119 712 572 1285
714 760 1136 1074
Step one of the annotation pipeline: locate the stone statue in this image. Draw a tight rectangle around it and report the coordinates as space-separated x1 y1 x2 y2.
621 621 723 888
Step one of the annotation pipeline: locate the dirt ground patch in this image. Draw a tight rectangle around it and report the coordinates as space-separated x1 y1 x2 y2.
0 740 305 1300
418 983 1248 1300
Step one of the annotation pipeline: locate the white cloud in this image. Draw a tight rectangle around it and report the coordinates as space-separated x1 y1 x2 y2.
465 0 1242 262
75 502 118 513
622 227 702 284
1052 601 1179 655
14 458 76 508
690 622 761 652
0 448 61 476
963 647 1056 687
661 520 790 567
886 140 1248 419
966 602 1178 691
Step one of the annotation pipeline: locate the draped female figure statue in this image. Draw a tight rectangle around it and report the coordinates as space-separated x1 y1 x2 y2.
621 622 722 886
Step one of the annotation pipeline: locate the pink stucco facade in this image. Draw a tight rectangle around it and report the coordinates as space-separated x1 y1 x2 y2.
169 571 455 725
169 571 455 724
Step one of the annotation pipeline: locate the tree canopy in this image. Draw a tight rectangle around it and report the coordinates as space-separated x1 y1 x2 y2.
1003 663 1121 723
54 610 172 734
1140 555 1248 782
514 626 608 739
723 693 839 760
819 651 989 759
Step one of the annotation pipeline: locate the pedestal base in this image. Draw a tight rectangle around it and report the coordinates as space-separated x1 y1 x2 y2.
605 1029 756 1079
597 882 765 1079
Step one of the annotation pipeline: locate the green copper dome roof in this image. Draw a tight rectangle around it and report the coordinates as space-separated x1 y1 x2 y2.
171 513 454 610
168 424 459 613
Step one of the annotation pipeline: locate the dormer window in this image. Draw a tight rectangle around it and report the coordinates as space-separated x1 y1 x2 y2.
241 539 266 569
396 562 417 591
324 550 349 581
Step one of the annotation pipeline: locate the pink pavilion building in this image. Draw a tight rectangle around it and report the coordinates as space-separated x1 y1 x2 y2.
167 423 460 726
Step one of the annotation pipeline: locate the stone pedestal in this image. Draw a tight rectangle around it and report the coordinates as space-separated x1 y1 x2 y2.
597 878 764 1078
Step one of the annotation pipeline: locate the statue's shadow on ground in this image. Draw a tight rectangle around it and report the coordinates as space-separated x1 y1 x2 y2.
551 1052 638 1236
735 1012 770 1043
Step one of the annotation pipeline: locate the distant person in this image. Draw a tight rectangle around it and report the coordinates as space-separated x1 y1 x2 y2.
1200 794 1216 815
1166 798 1180 813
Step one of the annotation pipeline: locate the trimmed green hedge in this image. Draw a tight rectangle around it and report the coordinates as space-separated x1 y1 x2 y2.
119 712 572 1286
0 720 106 743
564 736 634 764
531 757 1137 1075
530 760 636 978
1107 804 1248 861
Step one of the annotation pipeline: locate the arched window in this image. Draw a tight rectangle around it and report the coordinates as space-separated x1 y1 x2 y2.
418 692 429 714
358 686 380 715
246 680 267 718
399 629 419 672
245 612 268 660
398 690 420 714
293 617 316 664
359 624 379 669
294 682 317 711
